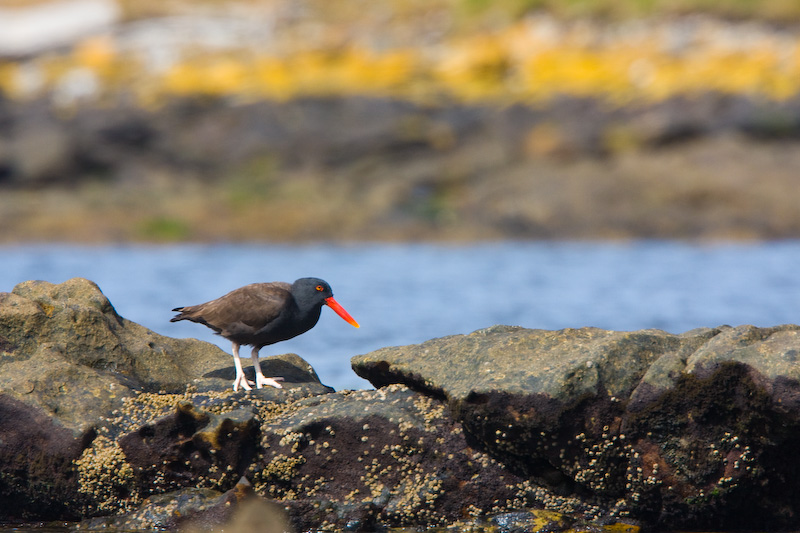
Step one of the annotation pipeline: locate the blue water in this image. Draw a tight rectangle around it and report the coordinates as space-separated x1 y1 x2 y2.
2 241 799 390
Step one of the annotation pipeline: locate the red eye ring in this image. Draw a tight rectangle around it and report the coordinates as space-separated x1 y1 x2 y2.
316 285 324 291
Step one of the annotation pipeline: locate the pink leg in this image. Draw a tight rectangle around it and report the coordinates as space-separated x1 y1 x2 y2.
250 347 284 389
231 342 254 391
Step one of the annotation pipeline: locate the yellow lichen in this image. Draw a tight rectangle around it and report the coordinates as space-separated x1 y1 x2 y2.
2 16 799 108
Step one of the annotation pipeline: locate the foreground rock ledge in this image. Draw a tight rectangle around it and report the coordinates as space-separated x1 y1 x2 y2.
1 278 798 531
353 324 800 530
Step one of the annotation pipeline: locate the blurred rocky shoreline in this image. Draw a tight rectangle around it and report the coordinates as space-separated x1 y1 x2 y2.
1 93 800 242
2 1 800 242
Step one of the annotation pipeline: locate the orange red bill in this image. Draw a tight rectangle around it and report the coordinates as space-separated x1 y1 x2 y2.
324 296 360 328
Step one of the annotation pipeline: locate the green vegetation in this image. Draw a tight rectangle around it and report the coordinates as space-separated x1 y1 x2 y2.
136 216 191 242
223 156 280 208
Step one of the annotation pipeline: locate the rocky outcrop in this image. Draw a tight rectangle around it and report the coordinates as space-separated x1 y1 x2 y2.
0 278 330 521
73 381 597 531
353 324 800 530
3 277 800 531
0 277 331 431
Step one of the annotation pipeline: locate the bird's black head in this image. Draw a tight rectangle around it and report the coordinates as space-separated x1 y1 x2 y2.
292 277 360 328
292 277 333 306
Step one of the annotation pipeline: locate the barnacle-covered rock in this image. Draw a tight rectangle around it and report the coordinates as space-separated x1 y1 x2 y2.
73 384 331 518
353 324 800 530
5 277 800 531
251 384 600 531
0 278 332 521
76 476 290 532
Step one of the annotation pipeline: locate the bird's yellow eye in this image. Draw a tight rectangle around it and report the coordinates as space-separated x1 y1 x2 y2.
316 285 324 291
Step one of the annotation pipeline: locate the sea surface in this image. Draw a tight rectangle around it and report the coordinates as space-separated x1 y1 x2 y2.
2 241 799 390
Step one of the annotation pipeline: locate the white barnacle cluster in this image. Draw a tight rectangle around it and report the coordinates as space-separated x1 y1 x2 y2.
278 431 306 453
699 431 758 497
74 435 140 514
509 479 600 518
563 429 635 496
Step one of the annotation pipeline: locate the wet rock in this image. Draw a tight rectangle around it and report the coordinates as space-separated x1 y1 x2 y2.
252 384 572 531
352 324 800 530
0 394 89 520
486 509 573 533
181 487 293 533
77 487 224 530
77 477 290 532
72 381 596 531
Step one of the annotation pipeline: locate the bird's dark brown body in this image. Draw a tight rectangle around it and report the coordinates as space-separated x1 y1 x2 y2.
172 282 324 347
171 278 359 391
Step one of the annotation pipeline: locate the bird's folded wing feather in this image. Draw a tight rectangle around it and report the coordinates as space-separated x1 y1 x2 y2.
210 282 292 332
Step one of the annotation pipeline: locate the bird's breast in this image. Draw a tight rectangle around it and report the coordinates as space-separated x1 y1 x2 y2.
253 305 323 346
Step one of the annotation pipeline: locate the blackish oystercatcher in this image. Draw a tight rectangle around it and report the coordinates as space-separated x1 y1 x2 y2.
171 277 359 391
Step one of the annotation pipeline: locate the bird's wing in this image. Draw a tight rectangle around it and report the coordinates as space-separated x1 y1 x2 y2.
205 282 292 333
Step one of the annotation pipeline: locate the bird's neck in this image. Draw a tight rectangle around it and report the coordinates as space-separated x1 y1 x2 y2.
293 301 323 327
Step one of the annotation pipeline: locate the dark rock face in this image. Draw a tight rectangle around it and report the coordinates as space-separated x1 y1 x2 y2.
353 324 800 529
3 95 800 188
73 382 584 532
0 394 88 519
253 385 558 531
76 477 291 532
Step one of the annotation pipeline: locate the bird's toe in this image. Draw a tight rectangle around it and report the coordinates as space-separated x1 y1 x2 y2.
233 375 255 391
256 375 284 389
